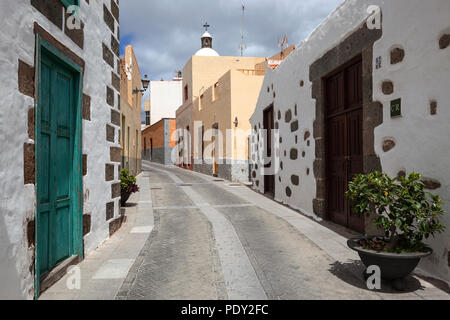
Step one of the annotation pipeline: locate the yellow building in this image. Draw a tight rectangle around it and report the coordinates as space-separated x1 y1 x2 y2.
120 45 143 176
176 27 272 182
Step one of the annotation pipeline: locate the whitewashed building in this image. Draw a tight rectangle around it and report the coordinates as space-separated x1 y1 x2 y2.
149 79 183 126
250 0 450 284
0 0 123 299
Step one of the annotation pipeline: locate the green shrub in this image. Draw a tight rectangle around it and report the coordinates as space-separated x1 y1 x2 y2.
120 169 139 194
346 171 445 252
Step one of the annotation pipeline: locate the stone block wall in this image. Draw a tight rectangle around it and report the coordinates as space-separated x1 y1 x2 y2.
0 0 122 299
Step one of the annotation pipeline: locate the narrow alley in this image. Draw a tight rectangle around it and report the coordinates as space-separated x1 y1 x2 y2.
40 161 450 300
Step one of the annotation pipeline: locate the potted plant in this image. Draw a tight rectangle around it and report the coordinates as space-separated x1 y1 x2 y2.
120 169 139 206
345 171 445 281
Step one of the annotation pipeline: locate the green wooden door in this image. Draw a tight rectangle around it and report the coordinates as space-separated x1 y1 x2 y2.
37 50 76 277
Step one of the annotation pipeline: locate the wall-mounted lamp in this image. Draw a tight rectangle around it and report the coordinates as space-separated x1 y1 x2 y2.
233 117 239 127
133 74 150 95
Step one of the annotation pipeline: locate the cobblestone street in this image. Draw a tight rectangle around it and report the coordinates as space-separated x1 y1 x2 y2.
110 162 449 300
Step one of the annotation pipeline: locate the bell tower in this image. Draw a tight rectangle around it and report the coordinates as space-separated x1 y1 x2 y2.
201 22 213 49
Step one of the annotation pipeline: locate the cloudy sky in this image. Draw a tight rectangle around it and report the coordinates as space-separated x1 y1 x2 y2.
120 0 343 119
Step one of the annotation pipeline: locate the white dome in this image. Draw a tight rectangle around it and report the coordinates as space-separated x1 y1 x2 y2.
202 31 212 38
195 47 219 56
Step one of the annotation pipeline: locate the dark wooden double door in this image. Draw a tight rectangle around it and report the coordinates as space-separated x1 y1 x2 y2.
263 106 275 197
325 58 364 233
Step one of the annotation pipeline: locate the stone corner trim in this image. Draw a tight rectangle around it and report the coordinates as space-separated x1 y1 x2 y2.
18 60 35 98
105 163 115 181
106 86 115 107
102 42 115 68
28 107 35 140
24 143 35 185
111 109 120 126
31 0 63 30
106 201 114 221
82 154 87 176
110 0 119 22
109 214 126 237
82 94 91 121
110 146 121 163
27 219 35 248
83 214 91 236
111 182 121 199
64 11 85 49
106 124 115 143
103 3 115 33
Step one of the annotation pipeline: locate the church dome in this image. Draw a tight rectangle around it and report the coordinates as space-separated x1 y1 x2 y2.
195 47 219 56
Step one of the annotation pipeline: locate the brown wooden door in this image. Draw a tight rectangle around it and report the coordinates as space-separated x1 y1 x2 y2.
263 106 275 196
325 58 364 233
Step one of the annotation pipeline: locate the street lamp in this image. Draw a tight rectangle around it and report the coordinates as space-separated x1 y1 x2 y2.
133 74 150 95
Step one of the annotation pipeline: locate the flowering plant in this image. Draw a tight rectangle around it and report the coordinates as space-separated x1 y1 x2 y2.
120 169 140 194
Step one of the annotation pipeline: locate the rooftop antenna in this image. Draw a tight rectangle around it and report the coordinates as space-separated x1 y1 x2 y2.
239 4 247 56
278 34 289 51
277 34 289 59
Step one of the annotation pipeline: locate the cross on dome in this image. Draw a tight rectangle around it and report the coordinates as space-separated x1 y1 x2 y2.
203 22 210 31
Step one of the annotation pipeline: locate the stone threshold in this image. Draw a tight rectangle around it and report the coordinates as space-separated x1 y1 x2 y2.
40 255 79 294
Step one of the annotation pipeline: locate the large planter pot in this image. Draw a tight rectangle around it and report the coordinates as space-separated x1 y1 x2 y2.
347 238 432 280
120 191 131 207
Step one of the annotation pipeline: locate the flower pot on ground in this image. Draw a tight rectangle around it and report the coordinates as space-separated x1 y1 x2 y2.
120 169 140 207
345 171 445 281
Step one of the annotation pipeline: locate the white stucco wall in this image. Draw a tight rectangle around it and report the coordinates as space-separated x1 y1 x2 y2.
0 0 121 299
250 0 450 284
150 80 183 125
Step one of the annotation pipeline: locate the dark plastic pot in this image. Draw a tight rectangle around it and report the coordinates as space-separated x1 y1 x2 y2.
120 191 131 207
347 238 433 280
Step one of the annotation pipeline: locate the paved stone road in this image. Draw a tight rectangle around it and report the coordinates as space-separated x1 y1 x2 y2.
116 161 450 300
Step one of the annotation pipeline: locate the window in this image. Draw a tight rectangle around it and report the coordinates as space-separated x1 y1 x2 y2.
199 94 204 110
61 0 80 8
201 125 204 160
213 82 219 101
184 85 188 101
145 111 150 125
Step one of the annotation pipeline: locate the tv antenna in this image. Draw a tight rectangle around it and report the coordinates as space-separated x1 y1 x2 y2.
278 34 289 51
238 4 247 56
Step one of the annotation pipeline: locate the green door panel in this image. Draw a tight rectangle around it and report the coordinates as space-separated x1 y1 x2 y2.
37 51 76 275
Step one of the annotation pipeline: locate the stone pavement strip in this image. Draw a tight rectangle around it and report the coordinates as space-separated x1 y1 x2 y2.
39 173 154 300
41 161 450 300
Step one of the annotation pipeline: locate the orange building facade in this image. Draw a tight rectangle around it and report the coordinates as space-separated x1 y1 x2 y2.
142 118 176 165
